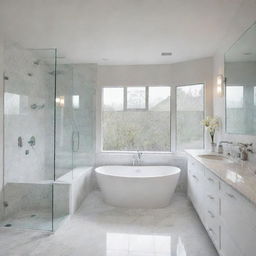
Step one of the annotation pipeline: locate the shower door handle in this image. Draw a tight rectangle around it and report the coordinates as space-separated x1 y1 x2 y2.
72 131 80 152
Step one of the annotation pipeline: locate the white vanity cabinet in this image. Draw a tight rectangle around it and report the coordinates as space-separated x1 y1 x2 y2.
204 169 220 250
188 157 220 251
220 181 256 256
187 155 256 256
187 157 205 223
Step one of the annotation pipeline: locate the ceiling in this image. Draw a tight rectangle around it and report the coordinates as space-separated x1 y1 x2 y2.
225 22 256 62
0 0 245 65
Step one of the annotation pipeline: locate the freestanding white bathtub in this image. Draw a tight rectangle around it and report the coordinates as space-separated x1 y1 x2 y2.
95 165 181 208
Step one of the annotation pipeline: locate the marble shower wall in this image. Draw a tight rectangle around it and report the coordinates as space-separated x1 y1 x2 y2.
4 43 55 183
4 44 54 182
0 38 4 220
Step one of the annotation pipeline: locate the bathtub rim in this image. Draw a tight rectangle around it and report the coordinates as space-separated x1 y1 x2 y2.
95 165 181 179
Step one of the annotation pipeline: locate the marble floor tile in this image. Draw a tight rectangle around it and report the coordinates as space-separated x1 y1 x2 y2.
0 191 218 256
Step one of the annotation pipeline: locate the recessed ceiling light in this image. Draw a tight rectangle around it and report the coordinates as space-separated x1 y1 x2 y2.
161 52 172 56
243 52 252 55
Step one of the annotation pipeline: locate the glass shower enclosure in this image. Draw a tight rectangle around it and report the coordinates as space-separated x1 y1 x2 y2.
0 43 75 231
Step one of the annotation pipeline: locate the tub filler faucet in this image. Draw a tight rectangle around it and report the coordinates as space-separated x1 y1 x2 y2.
132 151 143 166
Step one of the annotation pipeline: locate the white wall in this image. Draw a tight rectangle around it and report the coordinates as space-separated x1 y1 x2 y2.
213 0 256 148
96 57 214 192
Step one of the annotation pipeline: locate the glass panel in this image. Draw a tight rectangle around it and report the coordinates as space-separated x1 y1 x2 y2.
72 65 97 169
127 87 146 109
176 84 204 151
53 64 74 230
103 86 171 151
226 86 244 108
149 87 170 110
55 65 74 180
1 43 56 231
226 85 248 133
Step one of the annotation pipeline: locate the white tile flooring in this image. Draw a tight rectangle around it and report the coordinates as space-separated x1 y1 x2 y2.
0 191 218 256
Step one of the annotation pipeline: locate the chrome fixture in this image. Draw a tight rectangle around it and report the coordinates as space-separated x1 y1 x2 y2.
218 141 233 154
48 70 64 76
238 143 253 161
33 60 40 65
28 136 36 147
18 137 23 148
30 104 45 110
132 151 143 166
161 52 172 56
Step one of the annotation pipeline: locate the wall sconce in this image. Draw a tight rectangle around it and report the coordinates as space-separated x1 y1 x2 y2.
216 74 224 97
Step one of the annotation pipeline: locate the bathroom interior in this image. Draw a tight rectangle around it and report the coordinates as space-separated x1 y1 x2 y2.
0 0 256 255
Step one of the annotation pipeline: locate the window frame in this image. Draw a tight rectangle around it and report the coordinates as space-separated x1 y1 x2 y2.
99 84 205 153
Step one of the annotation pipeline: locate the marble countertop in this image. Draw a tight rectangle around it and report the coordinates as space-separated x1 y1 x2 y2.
186 149 256 206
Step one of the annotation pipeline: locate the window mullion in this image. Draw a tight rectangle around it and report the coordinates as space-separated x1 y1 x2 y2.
124 87 127 111
145 86 149 110
171 86 176 152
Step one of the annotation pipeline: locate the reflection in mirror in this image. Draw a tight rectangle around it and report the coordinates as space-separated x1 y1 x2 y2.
225 23 256 134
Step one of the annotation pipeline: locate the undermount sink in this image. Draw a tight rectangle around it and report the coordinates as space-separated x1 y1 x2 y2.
198 154 228 161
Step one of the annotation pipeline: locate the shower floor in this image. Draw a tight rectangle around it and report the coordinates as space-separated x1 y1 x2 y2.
0 209 66 231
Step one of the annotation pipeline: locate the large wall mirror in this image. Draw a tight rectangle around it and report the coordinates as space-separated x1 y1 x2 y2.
225 23 256 134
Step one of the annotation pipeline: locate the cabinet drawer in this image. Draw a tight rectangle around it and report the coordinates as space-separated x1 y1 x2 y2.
206 216 219 250
220 226 242 256
205 191 219 216
221 182 256 255
188 157 204 178
205 169 219 194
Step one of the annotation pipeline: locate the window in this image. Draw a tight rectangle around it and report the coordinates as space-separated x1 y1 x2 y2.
176 84 204 151
226 86 244 108
126 87 146 110
102 84 205 152
102 86 171 151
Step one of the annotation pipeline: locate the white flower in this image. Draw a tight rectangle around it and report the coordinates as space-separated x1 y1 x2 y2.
201 116 219 131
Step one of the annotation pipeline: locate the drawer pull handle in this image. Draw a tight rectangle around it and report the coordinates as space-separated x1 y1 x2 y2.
192 175 198 181
208 210 215 218
226 193 236 199
208 195 214 200
208 177 214 183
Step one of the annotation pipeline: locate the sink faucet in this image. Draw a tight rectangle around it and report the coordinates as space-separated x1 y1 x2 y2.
218 141 233 154
132 151 143 166
238 143 253 161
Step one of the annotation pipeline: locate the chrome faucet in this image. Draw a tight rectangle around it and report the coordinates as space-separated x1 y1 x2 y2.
238 143 253 161
218 141 233 154
28 136 36 147
132 151 143 166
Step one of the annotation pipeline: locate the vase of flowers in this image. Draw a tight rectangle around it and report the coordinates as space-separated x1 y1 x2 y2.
201 116 219 152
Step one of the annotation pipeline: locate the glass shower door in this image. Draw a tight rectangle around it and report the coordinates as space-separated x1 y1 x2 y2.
53 64 74 230
1 43 56 231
